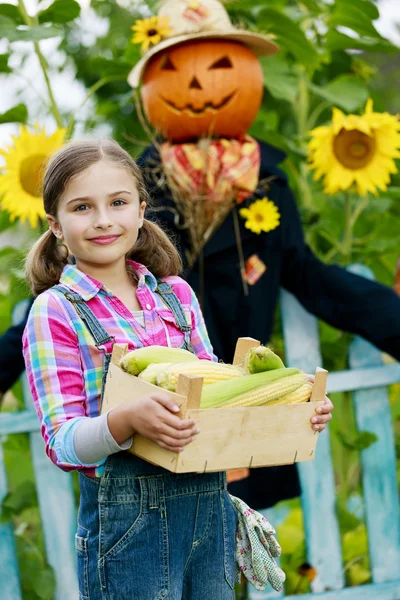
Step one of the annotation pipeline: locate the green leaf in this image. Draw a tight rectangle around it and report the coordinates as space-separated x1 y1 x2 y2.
336 430 378 451
326 30 396 53
329 5 383 39
88 56 132 78
32 566 56 600
0 481 37 522
0 17 64 42
0 4 23 24
260 55 299 103
0 103 28 125
38 0 81 25
336 0 379 21
0 53 11 73
309 75 369 113
257 8 319 66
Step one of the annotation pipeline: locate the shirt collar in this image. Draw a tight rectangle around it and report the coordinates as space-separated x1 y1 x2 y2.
59 260 158 301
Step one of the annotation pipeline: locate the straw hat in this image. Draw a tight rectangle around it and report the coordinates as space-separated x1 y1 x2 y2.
128 0 279 88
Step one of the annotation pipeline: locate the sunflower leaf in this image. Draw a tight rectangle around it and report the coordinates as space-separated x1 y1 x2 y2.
257 8 319 66
328 4 384 39
309 76 369 112
260 55 299 103
326 30 397 53
0 53 11 73
0 17 64 42
38 0 81 25
0 4 23 25
0 103 28 125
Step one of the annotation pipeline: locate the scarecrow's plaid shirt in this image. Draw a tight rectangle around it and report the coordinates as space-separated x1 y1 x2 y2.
23 261 216 477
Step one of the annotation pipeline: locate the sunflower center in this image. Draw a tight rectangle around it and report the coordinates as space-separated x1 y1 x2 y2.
19 154 46 197
254 212 264 223
333 128 376 170
147 28 158 37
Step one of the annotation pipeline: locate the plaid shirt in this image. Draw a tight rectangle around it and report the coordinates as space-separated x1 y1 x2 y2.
22 261 216 477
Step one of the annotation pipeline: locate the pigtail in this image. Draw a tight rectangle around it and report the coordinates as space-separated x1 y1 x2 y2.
25 229 69 295
130 218 182 278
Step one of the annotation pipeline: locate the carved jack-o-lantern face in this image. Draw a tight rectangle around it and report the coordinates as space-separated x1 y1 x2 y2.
141 39 264 142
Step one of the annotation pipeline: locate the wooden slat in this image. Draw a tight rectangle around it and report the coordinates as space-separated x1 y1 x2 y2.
347 263 400 584
280 289 344 593
0 441 22 599
21 376 79 600
0 411 40 435
289 580 400 600
327 364 400 394
349 336 400 583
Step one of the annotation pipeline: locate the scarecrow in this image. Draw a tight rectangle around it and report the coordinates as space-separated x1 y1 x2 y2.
127 0 400 509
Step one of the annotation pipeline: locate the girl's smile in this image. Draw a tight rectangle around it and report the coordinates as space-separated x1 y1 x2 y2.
88 234 122 245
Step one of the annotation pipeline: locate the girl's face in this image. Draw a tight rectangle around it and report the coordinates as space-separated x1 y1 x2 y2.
47 159 146 272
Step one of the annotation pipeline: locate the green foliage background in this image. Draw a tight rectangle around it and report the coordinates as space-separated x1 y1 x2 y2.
0 0 399 597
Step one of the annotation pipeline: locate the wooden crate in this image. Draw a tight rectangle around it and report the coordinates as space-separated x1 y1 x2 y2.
101 337 327 473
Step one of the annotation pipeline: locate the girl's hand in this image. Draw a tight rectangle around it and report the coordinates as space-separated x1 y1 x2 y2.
306 374 334 432
108 393 200 452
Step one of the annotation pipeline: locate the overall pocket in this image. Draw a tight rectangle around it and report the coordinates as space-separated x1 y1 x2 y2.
75 524 90 600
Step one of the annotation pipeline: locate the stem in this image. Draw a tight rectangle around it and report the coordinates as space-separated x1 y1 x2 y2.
343 194 353 265
307 100 331 130
350 195 369 228
17 0 64 129
66 75 126 138
295 72 314 209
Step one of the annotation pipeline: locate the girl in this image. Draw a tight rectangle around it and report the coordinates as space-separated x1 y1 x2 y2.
23 139 237 600
23 139 333 599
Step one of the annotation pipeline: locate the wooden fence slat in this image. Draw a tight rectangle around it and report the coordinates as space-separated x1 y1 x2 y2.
288 580 400 600
280 289 344 593
0 441 22 600
22 376 79 600
0 411 40 435
327 364 400 394
347 264 400 584
349 340 400 583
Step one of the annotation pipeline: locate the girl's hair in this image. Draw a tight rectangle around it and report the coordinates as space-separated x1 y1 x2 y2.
26 139 182 295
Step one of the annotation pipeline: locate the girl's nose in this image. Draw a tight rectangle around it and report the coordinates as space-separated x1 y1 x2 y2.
94 211 113 229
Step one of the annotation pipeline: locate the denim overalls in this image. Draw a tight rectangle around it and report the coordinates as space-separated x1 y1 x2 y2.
57 282 237 600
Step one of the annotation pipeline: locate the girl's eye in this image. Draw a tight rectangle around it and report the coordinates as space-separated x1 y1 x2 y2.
112 199 126 207
74 204 89 212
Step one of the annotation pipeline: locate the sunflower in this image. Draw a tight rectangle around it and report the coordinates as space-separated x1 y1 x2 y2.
308 99 400 196
131 16 172 51
0 125 66 228
239 198 280 235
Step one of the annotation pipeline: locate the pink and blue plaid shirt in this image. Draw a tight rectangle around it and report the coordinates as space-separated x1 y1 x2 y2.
23 261 216 477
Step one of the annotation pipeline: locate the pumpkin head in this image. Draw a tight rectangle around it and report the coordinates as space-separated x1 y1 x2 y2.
141 39 263 142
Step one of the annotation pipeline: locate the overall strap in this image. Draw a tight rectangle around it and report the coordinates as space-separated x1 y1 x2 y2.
53 285 114 350
155 281 194 353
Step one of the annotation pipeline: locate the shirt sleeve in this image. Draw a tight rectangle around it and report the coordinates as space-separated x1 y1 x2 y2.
22 291 107 471
189 286 218 362
279 186 400 361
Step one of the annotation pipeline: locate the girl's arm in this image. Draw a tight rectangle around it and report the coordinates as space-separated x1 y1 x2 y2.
23 292 199 467
22 292 108 471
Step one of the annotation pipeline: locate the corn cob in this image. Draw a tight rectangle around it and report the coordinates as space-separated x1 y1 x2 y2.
138 363 173 385
200 368 300 409
213 372 307 408
157 360 243 392
245 345 285 374
267 381 313 406
120 346 198 376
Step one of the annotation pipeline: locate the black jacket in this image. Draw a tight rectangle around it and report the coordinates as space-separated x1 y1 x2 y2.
139 140 400 363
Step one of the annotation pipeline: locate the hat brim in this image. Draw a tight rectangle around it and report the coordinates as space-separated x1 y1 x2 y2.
128 30 279 89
